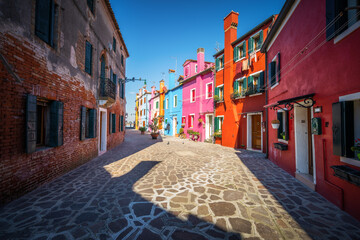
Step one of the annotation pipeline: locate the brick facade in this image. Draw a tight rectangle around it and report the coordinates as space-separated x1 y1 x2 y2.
0 0 128 205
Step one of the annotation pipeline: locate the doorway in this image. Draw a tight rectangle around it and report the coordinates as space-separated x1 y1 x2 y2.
295 106 315 188
173 117 177 136
205 114 213 140
99 109 107 155
246 113 263 152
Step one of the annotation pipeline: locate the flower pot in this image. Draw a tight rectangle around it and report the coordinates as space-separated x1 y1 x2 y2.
271 123 280 129
151 133 159 139
141 131 145 135
193 135 199 141
215 137 222 145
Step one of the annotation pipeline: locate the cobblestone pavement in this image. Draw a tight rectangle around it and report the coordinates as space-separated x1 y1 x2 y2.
1 129 360 240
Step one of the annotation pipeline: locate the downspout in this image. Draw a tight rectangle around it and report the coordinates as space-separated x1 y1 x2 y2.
265 52 269 158
212 67 216 144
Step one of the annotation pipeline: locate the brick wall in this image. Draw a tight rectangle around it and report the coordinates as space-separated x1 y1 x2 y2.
0 32 125 205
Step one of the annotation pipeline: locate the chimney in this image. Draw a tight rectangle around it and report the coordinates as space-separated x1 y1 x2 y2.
168 69 176 90
159 79 165 93
197 48 205 72
224 11 238 63
151 86 156 98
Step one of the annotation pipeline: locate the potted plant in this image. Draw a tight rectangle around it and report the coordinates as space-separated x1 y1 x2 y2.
149 118 160 139
187 130 194 139
179 128 185 138
271 119 280 129
230 90 241 100
280 132 286 140
214 95 220 103
198 118 203 123
139 127 146 135
351 138 360 161
192 131 200 141
214 131 222 144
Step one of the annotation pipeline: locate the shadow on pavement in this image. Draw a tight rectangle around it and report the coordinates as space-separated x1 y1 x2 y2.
0 131 242 239
235 150 360 240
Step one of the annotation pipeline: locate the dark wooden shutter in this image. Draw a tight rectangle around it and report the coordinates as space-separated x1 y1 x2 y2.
89 109 96 138
113 37 116 52
80 106 86 140
326 0 336 40
85 41 92 75
26 94 37 153
121 115 124 131
121 83 125 99
285 111 289 140
49 101 63 147
277 112 283 139
87 0 94 13
269 61 276 85
277 53 281 82
112 114 116 133
332 102 354 157
258 71 264 92
109 113 112 134
35 0 53 44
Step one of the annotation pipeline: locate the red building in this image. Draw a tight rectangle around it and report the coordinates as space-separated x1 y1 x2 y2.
213 11 276 151
261 0 360 220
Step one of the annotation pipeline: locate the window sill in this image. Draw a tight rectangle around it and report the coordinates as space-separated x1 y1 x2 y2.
341 157 360 168
249 93 263 97
217 68 224 72
270 82 279 90
334 21 360 44
235 57 246 63
278 139 288 144
35 146 53 152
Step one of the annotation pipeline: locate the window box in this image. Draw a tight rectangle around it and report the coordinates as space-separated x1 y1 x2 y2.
274 142 288 151
331 165 360 187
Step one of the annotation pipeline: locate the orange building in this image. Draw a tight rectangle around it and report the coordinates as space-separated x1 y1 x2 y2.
158 79 167 132
214 11 276 151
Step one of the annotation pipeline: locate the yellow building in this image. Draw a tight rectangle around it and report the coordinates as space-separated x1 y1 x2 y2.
135 93 139 130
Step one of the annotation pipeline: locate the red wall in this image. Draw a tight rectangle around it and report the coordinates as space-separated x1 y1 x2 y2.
266 0 360 220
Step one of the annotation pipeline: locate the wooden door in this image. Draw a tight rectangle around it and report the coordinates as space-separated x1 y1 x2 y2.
251 115 261 150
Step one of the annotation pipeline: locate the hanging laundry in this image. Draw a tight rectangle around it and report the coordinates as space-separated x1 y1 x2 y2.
242 60 249 71
250 51 257 63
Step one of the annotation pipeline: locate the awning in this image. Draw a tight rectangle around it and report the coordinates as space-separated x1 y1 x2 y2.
264 93 315 111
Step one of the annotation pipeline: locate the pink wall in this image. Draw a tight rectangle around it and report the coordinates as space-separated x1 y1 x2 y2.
182 49 214 141
266 0 360 220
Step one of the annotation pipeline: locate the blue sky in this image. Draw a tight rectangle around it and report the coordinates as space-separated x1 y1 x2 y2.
109 0 286 122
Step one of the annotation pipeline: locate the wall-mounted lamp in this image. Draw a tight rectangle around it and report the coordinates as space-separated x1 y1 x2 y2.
314 106 322 113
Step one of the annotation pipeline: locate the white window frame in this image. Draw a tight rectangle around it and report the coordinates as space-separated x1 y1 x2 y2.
218 85 224 101
182 116 186 125
217 115 224 132
206 82 213 99
190 88 196 103
236 77 246 98
173 95 177 108
166 98 169 109
270 54 279 89
189 113 195 128
250 30 262 52
216 55 224 71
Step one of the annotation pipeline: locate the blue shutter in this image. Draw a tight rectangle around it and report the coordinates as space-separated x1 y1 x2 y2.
80 106 86 140
233 80 238 93
249 76 254 92
89 109 97 138
242 78 247 92
233 46 238 62
26 94 37 153
85 41 92 75
121 83 125 99
215 58 219 71
49 101 63 147
109 113 112 134
248 38 253 53
113 37 116 52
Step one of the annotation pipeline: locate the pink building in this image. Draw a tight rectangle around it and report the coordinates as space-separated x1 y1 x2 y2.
180 48 214 141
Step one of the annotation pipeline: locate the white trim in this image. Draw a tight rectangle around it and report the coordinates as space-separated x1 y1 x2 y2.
236 76 246 81
249 70 263 77
250 93 263 97
267 0 301 51
217 67 224 72
235 57 246 63
166 98 169 109
173 116 177 136
190 88 196 103
206 82 213 99
98 108 107 155
205 113 214 139
217 84 224 87
278 139 289 144
334 20 360 44
189 113 195 128
270 82 279 90
246 113 263 152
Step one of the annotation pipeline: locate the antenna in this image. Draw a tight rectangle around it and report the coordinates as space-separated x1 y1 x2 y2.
215 41 220 52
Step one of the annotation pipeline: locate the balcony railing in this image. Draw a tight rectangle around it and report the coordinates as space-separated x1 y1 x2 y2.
245 85 264 96
100 77 116 100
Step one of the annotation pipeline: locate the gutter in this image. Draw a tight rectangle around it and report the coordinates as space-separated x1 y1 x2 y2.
179 67 214 85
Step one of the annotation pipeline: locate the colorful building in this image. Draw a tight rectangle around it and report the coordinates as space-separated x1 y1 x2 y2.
158 80 167 134
135 93 139 129
261 0 360 221
136 86 151 129
214 12 276 151
149 86 160 130
0 0 128 205
164 70 183 136
180 48 215 141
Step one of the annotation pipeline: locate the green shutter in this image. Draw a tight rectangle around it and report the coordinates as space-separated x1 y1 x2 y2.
215 58 219 71
89 109 96 138
120 115 124 131
49 101 63 147
249 76 253 90
35 0 53 45
221 57 224 67
242 78 247 91
112 114 116 133
248 38 253 53
109 113 112 134
121 83 125 98
242 42 246 58
214 117 219 132
233 46 238 62
215 87 219 97
26 94 37 153
85 41 92 75
233 80 238 93
259 30 263 49
80 106 86 140
258 71 264 92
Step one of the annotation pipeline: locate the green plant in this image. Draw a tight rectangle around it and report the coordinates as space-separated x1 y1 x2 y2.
192 131 200 136
351 138 360 160
187 129 194 135
213 131 222 138
231 90 241 100
280 132 286 140
214 95 220 103
149 117 160 133
179 128 184 134
139 127 146 132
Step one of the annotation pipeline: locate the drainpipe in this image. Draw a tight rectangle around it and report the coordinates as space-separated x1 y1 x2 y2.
212 67 216 144
265 52 269 158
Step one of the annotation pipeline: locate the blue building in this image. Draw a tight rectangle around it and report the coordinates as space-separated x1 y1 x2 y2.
164 69 183 136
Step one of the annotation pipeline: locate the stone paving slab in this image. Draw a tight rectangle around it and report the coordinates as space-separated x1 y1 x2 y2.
0 129 360 240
